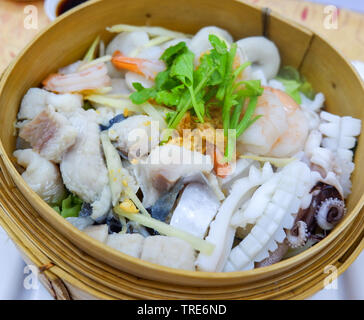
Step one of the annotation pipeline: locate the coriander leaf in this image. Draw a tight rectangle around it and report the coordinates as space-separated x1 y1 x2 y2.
130 82 157 104
237 80 264 97
160 41 187 66
194 53 219 87
155 90 181 106
209 34 228 54
236 96 259 137
165 111 176 124
155 70 180 91
170 50 195 87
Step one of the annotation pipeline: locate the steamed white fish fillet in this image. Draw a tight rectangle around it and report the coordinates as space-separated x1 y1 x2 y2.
106 233 145 258
17 88 83 121
106 233 196 270
94 107 117 126
13 149 66 204
17 88 49 121
83 224 109 243
146 144 213 191
60 110 111 220
108 115 159 159
46 91 83 115
133 144 213 207
141 236 196 271
19 107 77 163
170 182 220 238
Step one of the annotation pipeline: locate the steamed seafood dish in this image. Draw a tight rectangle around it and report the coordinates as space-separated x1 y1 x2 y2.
13 24 361 272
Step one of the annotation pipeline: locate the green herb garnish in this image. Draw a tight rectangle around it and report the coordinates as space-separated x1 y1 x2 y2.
276 66 315 103
53 194 83 218
130 36 264 161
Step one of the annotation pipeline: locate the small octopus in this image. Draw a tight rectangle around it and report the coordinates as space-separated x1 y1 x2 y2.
286 182 346 248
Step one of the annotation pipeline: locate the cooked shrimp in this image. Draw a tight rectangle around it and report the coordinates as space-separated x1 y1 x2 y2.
42 63 110 93
238 87 309 157
111 51 165 80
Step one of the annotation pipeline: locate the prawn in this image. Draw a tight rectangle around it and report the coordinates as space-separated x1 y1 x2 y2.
42 62 110 93
238 87 309 158
111 51 165 80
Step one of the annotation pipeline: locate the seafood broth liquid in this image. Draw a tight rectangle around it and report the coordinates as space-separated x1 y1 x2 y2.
56 0 89 16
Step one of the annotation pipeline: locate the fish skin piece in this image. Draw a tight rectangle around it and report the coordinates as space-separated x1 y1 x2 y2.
133 144 213 208
19 107 77 163
108 115 159 159
170 182 220 238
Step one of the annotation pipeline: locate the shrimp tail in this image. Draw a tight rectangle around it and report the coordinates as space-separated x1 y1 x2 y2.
111 51 145 75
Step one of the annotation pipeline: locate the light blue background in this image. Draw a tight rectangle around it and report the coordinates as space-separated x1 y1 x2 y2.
309 0 364 13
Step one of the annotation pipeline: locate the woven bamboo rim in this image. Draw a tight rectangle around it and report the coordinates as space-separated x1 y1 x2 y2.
0 0 363 299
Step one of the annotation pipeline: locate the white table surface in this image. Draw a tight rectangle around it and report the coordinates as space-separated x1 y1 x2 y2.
0 0 363 301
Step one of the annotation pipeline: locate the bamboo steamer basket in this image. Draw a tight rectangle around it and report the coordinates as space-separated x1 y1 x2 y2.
0 0 363 299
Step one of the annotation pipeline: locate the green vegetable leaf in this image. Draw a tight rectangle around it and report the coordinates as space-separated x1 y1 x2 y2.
209 34 228 55
299 80 315 100
276 65 315 100
277 78 302 104
53 194 83 218
155 70 180 91
82 101 94 110
155 90 181 106
160 41 187 66
130 82 157 104
237 79 264 97
278 66 301 82
170 50 195 87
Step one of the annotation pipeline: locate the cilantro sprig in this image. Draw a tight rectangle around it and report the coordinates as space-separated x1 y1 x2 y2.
130 35 264 161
